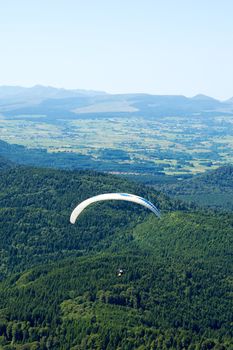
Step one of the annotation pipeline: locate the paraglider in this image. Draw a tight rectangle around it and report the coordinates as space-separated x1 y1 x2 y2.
117 268 124 277
70 193 161 224
70 193 160 278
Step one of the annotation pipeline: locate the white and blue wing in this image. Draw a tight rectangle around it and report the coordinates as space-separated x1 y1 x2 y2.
70 193 160 224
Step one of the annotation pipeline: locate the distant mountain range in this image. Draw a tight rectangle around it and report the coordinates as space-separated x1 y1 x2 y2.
0 85 106 101
0 85 233 118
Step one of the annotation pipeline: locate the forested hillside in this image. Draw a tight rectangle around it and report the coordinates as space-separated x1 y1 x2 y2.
0 165 177 277
0 164 232 349
0 156 15 170
164 165 233 210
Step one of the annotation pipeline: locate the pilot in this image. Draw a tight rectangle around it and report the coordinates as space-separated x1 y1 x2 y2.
117 269 124 277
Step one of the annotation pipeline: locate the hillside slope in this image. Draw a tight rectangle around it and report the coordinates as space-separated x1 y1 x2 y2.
0 163 232 348
0 155 15 170
163 165 233 210
0 165 178 278
0 211 232 349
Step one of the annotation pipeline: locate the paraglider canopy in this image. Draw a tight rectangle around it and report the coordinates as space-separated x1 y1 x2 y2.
70 193 161 224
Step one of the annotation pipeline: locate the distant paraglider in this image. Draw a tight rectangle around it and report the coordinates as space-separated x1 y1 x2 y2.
117 268 124 277
70 193 161 224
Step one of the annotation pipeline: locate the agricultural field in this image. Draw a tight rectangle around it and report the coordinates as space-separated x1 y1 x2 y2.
1 112 233 176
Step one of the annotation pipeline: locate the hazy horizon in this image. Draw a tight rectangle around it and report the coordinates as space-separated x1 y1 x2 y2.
1 0 233 100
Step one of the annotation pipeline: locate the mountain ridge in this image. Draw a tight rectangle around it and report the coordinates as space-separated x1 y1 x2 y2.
0 84 231 101
2 85 233 118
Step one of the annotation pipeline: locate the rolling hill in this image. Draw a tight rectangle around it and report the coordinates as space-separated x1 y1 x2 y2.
163 165 233 210
0 162 232 349
1 85 233 118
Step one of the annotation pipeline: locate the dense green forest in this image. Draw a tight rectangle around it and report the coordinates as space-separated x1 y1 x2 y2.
0 156 15 170
163 165 233 211
0 162 180 276
0 161 232 349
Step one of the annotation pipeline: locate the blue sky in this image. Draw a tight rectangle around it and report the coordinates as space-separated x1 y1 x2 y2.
0 0 233 99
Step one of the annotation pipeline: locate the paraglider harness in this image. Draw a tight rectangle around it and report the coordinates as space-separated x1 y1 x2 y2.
117 268 124 277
